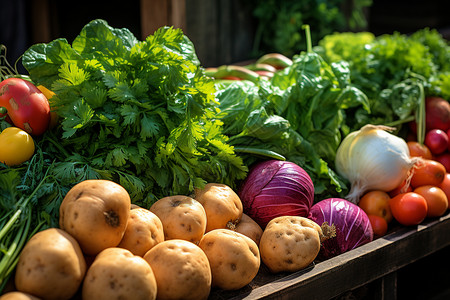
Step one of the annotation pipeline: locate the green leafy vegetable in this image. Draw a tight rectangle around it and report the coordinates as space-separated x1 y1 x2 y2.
22 19 247 207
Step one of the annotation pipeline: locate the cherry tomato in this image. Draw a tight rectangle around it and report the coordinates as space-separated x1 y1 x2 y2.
389 192 428 226
388 179 413 198
438 173 450 203
0 127 35 166
407 141 432 159
410 159 446 188
414 185 448 218
358 190 393 223
367 215 388 237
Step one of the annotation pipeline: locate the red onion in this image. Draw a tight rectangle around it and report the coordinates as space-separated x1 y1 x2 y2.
309 198 373 260
238 160 314 228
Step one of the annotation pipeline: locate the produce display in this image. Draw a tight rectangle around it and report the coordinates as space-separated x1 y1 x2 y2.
0 18 449 299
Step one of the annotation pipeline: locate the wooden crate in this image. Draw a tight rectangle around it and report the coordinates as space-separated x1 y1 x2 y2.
208 211 450 299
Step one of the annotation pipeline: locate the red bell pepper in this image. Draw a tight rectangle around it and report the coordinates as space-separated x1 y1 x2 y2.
0 78 51 136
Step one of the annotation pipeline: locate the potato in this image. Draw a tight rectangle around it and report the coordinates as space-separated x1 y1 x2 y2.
194 183 243 232
198 229 260 290
259 216 322 273
14 228 86 300
233 213 263 245
149 195 206 244
59 179 131 255
117 208 164 256
0 292 41 300
82 247 157 300
143 239 211 300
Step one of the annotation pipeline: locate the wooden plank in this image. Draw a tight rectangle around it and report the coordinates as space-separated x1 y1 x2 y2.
140 0 186 39
140 0 169 38
208 212 450 299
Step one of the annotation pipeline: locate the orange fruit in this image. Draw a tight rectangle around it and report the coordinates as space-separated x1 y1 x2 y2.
358 190 393 223
410 159 446 188
367 215 388 237
413 185 448 218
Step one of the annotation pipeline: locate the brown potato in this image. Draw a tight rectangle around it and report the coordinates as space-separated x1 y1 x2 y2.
259 216 322 273
143 239 211 300
198 229 260 290
117 208 164 256
0 292 41 300
194 183 243 232
14 228 86 300
82 247 157 300
59 179 131 255
233 213 263 246
149 195 206 244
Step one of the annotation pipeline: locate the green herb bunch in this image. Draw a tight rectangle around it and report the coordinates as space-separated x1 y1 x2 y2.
22 20 247 207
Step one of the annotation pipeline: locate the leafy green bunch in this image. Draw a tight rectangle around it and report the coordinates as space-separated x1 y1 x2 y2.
22 19 247 206
214 27 370 200
315 28 450 135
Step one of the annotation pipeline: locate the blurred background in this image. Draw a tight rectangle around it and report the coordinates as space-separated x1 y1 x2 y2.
1 0 449 69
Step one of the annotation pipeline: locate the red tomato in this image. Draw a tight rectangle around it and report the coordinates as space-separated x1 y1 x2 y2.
389 192 428 226
367 215 388 237
358 190 393 223
410 159 446 188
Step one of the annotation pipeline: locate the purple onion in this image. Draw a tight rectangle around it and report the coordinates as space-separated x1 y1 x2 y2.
309 198 373 260
239 160 314 228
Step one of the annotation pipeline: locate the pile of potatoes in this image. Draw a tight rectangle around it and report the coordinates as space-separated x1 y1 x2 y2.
1 180 325 300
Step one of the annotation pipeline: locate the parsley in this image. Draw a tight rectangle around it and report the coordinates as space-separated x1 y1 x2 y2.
22 19 247 207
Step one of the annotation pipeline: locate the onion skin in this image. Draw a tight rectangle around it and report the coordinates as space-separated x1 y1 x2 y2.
238 160 314 229
309 198 373 260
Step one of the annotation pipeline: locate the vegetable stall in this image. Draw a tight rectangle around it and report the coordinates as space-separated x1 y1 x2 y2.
1 18 450 299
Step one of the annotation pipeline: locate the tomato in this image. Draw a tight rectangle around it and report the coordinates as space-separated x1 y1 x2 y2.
0 127 35 166
367 215 388 237
410 159 446 188
407 141 433 159
358 190 393 223
438 173 450 203
388 179 413 198
424 129 449 155
0 78 51 135
389 192 428 226
414 185 448 218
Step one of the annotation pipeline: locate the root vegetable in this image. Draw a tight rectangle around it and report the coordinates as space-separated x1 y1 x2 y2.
198 229 260 290
233 213 263 245
82 247 157 300
149 195 207 244
59 179 131 255
117 208 164 256
259 216 322 273
14 228 86 300
194 183 243 232
0 292 41 300
143 239 211 300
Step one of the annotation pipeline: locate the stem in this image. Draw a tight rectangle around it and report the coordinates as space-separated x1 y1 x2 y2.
0 107 7 115
302 25 313 53
234 146 286 161
417 83 425 145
